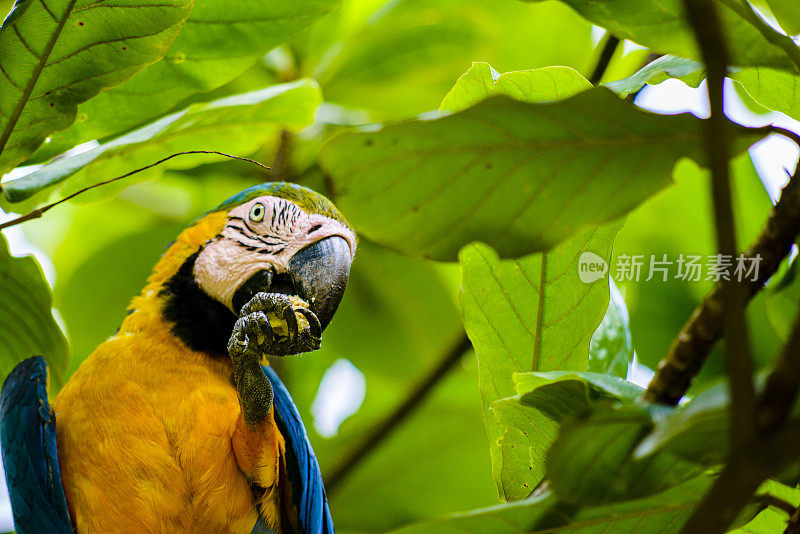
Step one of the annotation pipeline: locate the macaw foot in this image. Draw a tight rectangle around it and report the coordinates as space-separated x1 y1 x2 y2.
227 292 322 426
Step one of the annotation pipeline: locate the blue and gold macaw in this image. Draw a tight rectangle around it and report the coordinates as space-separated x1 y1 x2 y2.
0 182 357 533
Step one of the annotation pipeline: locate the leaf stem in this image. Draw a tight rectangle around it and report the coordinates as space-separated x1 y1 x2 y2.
0 151 270 231
532 254 547 371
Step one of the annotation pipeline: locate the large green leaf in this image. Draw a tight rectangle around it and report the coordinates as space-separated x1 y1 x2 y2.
320 86 761 261
3 79 321 207
527 0 800 72
460 222 620 501
391 475 712 534
0 0 193 174
0 232 69 389
35 0 339 159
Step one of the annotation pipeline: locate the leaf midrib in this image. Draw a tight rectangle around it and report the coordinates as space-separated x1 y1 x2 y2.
532 254 546 372
0 0 80 158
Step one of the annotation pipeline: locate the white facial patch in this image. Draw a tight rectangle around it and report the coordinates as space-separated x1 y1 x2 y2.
193 196 356 311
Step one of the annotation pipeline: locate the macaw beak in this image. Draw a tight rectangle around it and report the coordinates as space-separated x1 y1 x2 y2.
231 236 352 331
287 235 352 331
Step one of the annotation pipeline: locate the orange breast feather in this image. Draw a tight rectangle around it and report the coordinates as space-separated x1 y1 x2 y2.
52 308 283 534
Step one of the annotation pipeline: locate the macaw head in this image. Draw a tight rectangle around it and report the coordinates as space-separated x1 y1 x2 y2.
139 182 356 356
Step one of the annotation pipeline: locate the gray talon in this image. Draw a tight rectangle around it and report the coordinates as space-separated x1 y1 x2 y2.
231 291 323 357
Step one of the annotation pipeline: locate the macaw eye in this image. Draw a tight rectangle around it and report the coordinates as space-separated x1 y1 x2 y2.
249 202 265 222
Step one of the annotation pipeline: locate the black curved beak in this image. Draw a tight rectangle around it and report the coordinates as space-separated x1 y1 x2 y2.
287 236 352 331
231 236 352 330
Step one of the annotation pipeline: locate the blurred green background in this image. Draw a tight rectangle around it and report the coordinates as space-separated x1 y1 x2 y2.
1 0 794 531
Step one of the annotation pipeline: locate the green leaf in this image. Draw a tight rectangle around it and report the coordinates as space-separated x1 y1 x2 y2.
607 56 800 123
547 404 702 505
634 382 730 467
0 232 69 389
487 398 557 499
604 56 705 96
321 86 762 261
733 480 800 532
0 0 193 174
732 508 791 534
588 280 633 378
766 0 800 35
733 67 800 122
391 475 712 534
439 62 592 113
460 222 620 501
37 0 339 157
514 371 644 418
2 79 321 207
527 0 800 72
485 371 645 499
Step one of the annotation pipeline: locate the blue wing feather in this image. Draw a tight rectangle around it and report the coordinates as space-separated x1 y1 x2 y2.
0 356 71 534
263 365 334 534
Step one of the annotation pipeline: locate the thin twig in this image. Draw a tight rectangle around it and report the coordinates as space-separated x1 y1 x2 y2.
754 493 798 516
589 34 621 85
323 334 472 494
644 136 800 405
0 151 270 231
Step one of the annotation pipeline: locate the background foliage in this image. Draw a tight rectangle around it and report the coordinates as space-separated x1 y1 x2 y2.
1 0 800 532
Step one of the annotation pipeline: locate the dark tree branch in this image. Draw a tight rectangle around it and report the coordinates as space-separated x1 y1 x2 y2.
589 34 621 85
323 334 472 494
0 151 270 231
644 134 800 405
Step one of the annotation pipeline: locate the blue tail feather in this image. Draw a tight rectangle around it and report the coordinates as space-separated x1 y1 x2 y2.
0 356 71 534
263 365 334 534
